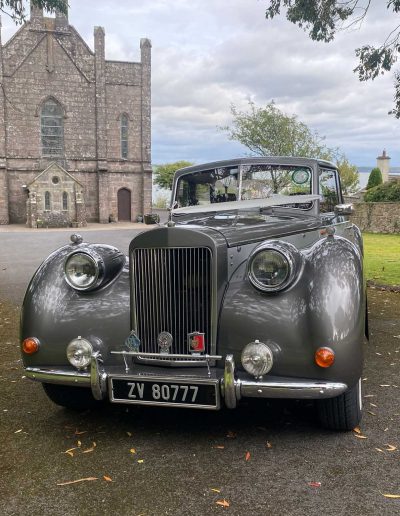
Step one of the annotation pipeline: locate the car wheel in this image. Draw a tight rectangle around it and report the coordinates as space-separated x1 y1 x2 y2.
42 383 102 410
317 379 362 431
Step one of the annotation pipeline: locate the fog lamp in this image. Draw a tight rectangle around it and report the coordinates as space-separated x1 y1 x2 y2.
22 337 40 355
66 337 93 369
315 347 335 368
241 340 273 378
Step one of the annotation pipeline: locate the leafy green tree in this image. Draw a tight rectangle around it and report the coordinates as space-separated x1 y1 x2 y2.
220 101 334 159
153 161 194 190
336 155 359 194
1 1 67 24
264 1 400 117
364 181 400 201
366 167 383 190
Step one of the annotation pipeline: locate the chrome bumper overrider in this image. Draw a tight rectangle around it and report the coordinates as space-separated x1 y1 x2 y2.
25 353 348 407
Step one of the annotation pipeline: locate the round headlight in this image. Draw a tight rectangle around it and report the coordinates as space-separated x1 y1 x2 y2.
248 242 299 292
67 337 93 369
241 340 273 377
65 252 101 290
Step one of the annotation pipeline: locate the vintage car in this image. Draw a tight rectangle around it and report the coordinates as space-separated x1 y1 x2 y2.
20 157 366 430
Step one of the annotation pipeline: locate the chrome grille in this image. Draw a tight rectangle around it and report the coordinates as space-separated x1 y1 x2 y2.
132 247 212 357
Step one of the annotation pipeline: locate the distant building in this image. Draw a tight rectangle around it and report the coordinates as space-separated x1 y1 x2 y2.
0 1 152 227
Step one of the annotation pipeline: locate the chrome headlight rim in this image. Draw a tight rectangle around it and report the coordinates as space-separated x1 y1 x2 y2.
248 241 299 293
64 250 104 291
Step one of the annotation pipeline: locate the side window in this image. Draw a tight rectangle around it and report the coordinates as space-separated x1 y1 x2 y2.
319 168 340 213
121 114 128 159
62 192 68 210
41 99 64 156
44 191 51 211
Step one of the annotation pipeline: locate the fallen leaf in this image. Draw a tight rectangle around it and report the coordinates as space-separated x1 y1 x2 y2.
82 448 95 454
137 459 144 464
103 476 113 482
130 448 136 454
380 385 391 387
226 431 237 439
364 394 375 398
354 434 367 439
375 448 384 453
14 429 22 434
127 432 133 437
353 427 362 434
57 477 98 486
384 444 397 452
65 451 74 457
211 488 221 493
370 403 378 407
382 494 400 499
213 445 225 449
245 451 251 461
367 411 376 416
308 482 321 488
216 499 230 507
77 440 82 447
74 430 87 435
266 441 272 449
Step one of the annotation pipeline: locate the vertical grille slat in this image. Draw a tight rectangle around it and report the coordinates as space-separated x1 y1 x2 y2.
133 247 212 358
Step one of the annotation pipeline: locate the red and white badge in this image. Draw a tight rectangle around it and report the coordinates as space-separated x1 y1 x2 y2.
188 332 205 353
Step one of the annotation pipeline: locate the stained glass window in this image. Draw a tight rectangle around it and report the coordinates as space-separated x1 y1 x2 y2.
41 99 64 156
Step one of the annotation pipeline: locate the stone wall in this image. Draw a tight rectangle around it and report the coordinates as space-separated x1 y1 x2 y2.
350 203 400 233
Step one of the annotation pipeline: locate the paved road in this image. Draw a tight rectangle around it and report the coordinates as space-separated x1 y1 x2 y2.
0 226 145 304
0 229 399 515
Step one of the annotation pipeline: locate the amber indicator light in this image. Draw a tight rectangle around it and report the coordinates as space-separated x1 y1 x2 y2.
315 347 335 368
22 338 40 355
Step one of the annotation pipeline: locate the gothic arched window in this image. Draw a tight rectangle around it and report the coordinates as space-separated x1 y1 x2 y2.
41 99 64 156
45 191 51 211
62 192 68 210
121 114 128 159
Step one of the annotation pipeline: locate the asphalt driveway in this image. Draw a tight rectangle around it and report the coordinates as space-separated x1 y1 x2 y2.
0 228 399 515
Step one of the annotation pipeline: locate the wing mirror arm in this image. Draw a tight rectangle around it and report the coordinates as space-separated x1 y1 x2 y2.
334 204 354 216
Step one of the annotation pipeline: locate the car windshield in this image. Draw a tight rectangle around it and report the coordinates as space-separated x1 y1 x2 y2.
175 164 312 208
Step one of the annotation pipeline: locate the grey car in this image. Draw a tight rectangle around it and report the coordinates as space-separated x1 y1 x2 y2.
21 157 366 430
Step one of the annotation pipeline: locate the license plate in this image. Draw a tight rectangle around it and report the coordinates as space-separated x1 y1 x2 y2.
109 376 220 410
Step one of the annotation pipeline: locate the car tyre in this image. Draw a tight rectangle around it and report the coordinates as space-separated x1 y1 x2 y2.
317 379 362 431
43 383 102 410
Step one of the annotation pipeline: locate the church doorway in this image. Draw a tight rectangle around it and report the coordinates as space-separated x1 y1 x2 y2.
117 188 131 221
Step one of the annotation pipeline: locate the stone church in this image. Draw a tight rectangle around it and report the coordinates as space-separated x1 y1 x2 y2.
0 2 152 227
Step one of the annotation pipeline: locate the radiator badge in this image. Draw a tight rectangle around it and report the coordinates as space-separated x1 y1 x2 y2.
125 331 141 352
188 332 205 354
158 331 173 354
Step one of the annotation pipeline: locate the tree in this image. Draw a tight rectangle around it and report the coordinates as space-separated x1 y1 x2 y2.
366 167 383 189
264 1 400 117
1 0 67 24
220 101 334 159
153 161 194 190
336 155 359 194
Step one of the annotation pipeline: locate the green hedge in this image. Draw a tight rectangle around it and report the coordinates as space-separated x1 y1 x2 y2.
364 181 400 202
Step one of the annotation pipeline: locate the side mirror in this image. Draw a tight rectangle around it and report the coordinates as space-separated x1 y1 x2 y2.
334 204 354 216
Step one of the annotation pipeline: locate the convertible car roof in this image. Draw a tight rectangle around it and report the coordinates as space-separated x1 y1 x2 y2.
174 156 336 180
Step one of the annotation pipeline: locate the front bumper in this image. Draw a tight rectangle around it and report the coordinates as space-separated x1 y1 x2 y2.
25 353 348 409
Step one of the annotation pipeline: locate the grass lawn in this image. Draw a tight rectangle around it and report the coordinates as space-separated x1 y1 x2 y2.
363 232 400 286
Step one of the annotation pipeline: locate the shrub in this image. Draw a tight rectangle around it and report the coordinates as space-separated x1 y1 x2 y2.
364 180 400 202
366 167 383 189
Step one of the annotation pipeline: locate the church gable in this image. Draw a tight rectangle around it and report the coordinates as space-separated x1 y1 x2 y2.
27 162 86 228
2 23 44 77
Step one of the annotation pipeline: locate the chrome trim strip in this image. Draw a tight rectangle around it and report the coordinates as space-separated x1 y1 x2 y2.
25 367 90 385
111 351 222 360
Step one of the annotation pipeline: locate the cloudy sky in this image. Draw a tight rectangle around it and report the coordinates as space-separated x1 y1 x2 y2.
3 0 400 167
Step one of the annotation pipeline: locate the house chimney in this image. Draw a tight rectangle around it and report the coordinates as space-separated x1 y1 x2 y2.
55 1 68 28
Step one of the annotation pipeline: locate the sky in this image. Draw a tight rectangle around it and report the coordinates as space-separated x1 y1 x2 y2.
2 0 400 168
